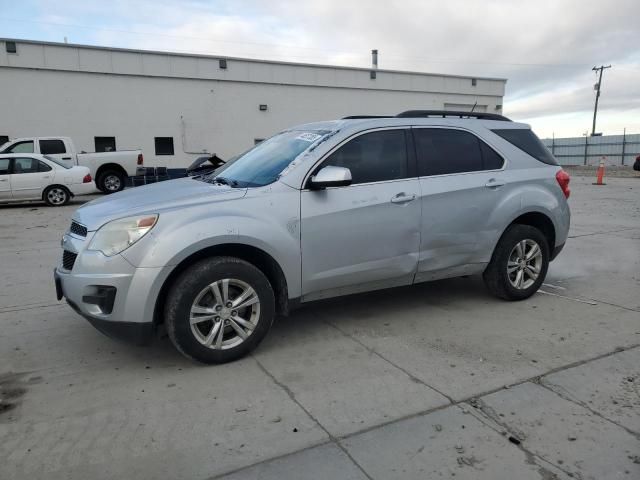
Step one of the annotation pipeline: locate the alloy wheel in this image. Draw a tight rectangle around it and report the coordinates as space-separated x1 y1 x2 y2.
104 175 121 192
189 278 261 350
507 239 543 289
47 187 67 205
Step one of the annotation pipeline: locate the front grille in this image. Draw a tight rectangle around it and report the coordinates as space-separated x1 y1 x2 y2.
70 221 87 237
62 250 77 271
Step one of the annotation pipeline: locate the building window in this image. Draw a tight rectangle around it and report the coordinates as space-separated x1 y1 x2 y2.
0 135 8 146
370 70 377 79
259 104 268 111
6 41 17 54
155 137 174 156
254 138 265 145
219 59 227 69
95 136 116 152
471 78 477 86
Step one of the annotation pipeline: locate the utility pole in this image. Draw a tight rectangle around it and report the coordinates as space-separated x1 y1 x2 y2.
591 65 611 136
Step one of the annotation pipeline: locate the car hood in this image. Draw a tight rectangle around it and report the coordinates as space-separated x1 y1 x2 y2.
73 177 247 231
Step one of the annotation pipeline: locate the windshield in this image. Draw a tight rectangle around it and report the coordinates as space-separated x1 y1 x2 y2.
44 155 72 169
209 130 330 187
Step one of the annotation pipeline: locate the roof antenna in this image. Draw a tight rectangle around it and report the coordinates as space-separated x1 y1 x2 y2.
470 101 477 112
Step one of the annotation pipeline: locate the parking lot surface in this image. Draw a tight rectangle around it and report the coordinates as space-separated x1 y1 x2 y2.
1 177 639 479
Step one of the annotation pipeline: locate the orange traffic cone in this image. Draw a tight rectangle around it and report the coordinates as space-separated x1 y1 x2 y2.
593 157 606 185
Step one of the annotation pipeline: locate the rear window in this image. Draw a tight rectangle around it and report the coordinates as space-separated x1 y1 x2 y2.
492 129 558 165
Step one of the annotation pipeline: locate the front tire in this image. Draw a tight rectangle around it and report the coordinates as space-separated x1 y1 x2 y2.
483 224 549 300
165 257 275 364
43 185 70 206
98 170 125 193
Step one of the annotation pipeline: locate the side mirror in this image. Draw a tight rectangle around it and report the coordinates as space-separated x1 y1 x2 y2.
309 166 352 189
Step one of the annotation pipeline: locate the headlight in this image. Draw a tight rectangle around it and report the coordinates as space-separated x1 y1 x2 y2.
88 214 158 256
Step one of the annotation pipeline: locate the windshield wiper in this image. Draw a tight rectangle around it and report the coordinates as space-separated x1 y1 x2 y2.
211 176 239 187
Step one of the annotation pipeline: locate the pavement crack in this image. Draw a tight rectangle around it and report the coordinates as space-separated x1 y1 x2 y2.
538 381 640 440
568 227 638 238
470 398 579 479
320 315 456 405
249 355 375 480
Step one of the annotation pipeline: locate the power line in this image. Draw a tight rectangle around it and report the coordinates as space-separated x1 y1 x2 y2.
591 65 612 136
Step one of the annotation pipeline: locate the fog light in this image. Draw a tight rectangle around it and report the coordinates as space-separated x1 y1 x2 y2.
82 286 116 314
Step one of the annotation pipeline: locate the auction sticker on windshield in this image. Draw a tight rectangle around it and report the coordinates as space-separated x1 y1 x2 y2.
296 133 322 142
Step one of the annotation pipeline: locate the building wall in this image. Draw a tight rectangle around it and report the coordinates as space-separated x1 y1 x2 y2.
0 39 506 167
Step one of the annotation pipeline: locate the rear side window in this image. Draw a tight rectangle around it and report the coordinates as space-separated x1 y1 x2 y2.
39 139 66 155
13 157 39 173
38 161 52 172
492 129 558 165
414 128 503 176
323 129 408 184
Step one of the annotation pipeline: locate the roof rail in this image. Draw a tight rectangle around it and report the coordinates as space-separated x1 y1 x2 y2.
396 110 511 121
342 115 394 119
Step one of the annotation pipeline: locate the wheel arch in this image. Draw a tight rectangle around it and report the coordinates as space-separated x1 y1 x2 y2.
509 211 556 253
96 163 127 180
42 184 73 201
153 243 290 326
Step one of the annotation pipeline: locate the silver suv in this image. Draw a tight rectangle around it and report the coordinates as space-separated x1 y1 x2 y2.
54 111 571 364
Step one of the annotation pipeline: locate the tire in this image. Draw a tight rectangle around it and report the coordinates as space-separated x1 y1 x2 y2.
165 256 275 364
98 170 125 193
43 185 70 206
483 224 549 301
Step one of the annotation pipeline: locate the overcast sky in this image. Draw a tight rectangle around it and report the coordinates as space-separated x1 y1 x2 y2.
2 0 639 138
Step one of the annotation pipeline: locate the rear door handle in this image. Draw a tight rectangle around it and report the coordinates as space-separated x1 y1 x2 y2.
62 157 72 160
391 193 416 204
485 178 506 189
0 178 8 182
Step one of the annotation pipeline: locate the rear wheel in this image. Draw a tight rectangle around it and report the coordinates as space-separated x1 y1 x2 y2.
165 257 275 364
43 186 70 206
483 224 549 300
98 170 125 193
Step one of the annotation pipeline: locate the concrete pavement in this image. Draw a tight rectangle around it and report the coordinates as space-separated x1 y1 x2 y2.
1 177 638 479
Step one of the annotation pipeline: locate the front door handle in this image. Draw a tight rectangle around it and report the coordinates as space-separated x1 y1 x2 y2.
0 178 8 182
62 157 72 160
391 193 416 204
485 178 506 189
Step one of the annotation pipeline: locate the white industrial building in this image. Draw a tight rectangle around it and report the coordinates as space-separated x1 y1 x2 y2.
0 38 507 168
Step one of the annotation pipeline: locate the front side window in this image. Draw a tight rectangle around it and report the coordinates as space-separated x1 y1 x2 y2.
39 139 66 155
95 136 116 152
5 141 34 154
322 129 408 184
414 128 503 176
13 157 39 174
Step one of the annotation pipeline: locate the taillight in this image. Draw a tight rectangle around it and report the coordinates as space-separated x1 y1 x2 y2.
137 153 144 165
555 169 570 199
83 174 92 183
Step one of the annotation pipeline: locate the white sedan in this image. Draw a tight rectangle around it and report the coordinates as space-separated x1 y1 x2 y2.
0 154 97 206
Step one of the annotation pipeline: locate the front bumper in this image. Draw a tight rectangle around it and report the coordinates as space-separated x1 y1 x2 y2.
54 244 166 344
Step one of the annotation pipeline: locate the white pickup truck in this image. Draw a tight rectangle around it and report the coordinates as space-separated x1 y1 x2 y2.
0 136 143 193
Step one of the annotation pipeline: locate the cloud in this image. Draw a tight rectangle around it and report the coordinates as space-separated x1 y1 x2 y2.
9 0 640 136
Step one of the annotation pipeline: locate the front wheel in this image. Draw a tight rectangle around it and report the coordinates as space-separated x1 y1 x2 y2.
483 224 549 300
165 257 275 364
